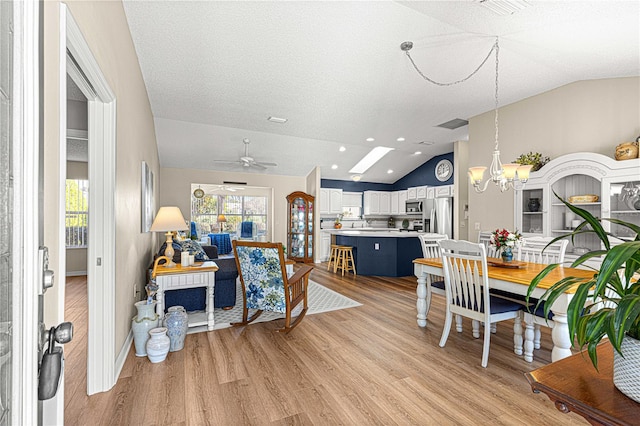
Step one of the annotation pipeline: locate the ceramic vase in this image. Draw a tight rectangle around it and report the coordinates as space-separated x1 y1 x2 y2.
163 305 189 352
131 301 159 357
527 198 540 212
613 336 640 403
501 247 513 262
146 327 170 363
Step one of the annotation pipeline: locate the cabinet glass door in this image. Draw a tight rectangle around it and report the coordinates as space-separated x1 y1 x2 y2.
609 180 640 241
522 188 544 234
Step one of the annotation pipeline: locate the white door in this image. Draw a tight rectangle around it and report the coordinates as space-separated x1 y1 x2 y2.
2 2 56 424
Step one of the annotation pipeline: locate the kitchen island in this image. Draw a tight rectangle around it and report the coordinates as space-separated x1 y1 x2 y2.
325 229 423 277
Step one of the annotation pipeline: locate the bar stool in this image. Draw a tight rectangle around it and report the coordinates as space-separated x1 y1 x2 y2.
335 246 356 276
327 244 342 272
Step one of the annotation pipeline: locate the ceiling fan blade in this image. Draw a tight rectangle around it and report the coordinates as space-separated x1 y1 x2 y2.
211 159 241 165
251 163 267 170
255 161 277 167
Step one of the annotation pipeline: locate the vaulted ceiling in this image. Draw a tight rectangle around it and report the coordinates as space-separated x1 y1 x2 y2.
122 1 639 183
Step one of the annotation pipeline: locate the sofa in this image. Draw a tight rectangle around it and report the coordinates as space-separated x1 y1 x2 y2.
157 242 238 311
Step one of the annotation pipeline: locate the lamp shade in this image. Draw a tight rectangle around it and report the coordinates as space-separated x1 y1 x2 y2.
217 214 227 223
150 206 189 232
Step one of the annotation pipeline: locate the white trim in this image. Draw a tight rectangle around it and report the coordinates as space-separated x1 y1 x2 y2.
61 4 117 396
65 271 88 277
12 1 40 424
115 331 134 380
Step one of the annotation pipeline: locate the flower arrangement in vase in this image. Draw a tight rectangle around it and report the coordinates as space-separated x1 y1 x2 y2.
334 213 343 229
489 228 523 261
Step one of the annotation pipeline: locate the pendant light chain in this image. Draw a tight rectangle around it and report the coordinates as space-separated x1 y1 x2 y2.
494 37 500 151
403 38 499 87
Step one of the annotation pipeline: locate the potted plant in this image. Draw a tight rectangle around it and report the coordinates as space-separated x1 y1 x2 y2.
527 193 640 402
334 213 343 229
514 151 550 172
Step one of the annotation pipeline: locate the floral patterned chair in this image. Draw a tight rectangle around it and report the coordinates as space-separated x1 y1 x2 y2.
232 240 313 333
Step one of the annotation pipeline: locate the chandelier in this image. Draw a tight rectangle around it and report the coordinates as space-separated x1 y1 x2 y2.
401 37 532 193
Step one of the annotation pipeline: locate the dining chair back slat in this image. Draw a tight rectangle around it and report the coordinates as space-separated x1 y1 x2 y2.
417 233 449 321
518 237 568 264
478 231 499 257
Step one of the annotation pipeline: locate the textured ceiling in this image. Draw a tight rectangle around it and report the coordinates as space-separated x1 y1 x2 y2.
122 0 640 183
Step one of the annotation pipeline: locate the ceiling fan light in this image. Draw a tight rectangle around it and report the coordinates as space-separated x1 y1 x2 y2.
267 116 287 123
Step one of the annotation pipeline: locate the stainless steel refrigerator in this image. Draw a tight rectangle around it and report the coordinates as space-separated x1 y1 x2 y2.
423 197 453 238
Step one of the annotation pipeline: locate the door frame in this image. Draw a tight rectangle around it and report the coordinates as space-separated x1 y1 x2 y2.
11 0 40 423
58 3 117 398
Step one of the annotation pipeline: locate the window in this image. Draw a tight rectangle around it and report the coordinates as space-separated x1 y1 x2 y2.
66 179 88 247
192 193 268 238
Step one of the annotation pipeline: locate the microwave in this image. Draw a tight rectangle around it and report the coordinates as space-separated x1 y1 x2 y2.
405 200 423 214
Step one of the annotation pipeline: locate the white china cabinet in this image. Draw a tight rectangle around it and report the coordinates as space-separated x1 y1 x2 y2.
515 152 640 264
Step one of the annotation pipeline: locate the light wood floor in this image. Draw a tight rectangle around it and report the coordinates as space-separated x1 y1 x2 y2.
64 267 585 425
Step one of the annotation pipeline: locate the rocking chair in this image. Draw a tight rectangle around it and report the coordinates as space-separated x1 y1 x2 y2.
232 240 313 333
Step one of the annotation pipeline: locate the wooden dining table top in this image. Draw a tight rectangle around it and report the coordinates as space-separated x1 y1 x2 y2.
414 257 596 293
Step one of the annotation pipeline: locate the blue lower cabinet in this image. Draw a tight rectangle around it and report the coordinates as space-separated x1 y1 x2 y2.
335 235 422 277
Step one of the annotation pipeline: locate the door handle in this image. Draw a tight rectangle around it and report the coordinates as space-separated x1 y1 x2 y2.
38 322 73 400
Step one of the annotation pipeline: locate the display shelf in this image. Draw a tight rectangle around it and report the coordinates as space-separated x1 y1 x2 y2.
611 210 640 214
523 212 543 215
552 202 601 206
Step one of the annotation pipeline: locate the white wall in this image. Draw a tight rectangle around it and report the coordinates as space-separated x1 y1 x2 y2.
306 167 322 262
467 77 640 241
160 168 307 247
43 2 160 353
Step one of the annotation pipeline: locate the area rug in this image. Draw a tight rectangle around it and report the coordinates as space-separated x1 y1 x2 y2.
207 280 362 331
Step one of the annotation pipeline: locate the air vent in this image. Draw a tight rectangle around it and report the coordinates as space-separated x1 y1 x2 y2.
223 181 247 185
436 118 469 130
476 0 531 16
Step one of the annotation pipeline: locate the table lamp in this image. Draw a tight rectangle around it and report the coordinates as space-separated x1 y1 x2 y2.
150 206 189 267
217 214 227 233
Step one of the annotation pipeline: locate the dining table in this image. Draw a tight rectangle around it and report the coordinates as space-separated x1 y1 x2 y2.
413 257 596 362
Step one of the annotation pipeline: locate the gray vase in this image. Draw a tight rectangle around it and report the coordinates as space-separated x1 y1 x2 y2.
131 301 159 357
163 305 189 352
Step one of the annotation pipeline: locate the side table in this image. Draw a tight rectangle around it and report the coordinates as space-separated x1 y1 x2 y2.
526 341 639 425
153 262 218 331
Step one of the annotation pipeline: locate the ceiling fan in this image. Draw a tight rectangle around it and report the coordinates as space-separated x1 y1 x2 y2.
212 138 278 170
209 184 244 192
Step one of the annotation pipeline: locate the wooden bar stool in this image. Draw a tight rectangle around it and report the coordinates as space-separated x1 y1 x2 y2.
335 246 356 276
327 245 342 272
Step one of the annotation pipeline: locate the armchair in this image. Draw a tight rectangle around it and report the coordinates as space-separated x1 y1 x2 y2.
232 240 312 333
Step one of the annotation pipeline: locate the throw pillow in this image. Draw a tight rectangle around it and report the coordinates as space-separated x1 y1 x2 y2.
179 239 210 262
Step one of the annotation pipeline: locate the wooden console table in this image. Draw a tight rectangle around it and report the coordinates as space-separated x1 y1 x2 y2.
153 262 218 331
525 342 639 425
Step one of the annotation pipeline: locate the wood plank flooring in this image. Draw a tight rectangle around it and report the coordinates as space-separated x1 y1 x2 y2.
64 266 585 425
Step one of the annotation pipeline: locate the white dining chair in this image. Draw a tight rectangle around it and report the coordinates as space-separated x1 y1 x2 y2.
437 240 524 368
478 231 499 257
518 237 568 362
417 233 449 319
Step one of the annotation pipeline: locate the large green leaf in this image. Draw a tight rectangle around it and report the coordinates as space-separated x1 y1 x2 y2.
611 294 640 350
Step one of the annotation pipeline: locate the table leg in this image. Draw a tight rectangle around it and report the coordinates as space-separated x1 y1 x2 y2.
524 320 534 362
551 313 572 361
513 315 523 356
207 272 215 331
416 273 427 327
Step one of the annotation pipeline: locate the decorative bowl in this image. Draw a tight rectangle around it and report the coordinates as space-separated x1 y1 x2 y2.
568 194 599 203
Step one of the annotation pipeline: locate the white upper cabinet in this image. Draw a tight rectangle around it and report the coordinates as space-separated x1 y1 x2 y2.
398 190 408 214
391 192 399 214
416 186 428 199
379 192 391 215
407 187 417 200
320 188 342 215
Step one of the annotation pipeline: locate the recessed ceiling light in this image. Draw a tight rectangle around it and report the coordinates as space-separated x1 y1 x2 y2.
366 137 375 142
331 164 338 170
339 146 346 152
414 151 422 155
387 169 393 174
267 116 287 123
351 175 362 181
349 146 394 174
396 137 405 142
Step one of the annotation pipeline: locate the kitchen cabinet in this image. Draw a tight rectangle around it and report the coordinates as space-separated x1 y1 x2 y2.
416 186 428 199
287 191 314 263
364 191 392 215
435 185 453 197
426 187 435 199
391 191 399 214
398 190 408 214
515 153 640 262
407 187 417 200
321 231 332 261
319 188 342 215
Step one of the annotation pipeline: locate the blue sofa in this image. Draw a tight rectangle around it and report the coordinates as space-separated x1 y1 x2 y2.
157 243 238 311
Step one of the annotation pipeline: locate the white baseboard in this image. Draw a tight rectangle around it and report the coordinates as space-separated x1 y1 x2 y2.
114 330 133 382
66 270 87 276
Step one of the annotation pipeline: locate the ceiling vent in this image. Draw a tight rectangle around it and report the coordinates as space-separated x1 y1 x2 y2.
436 118 469 130
476 0 531 16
